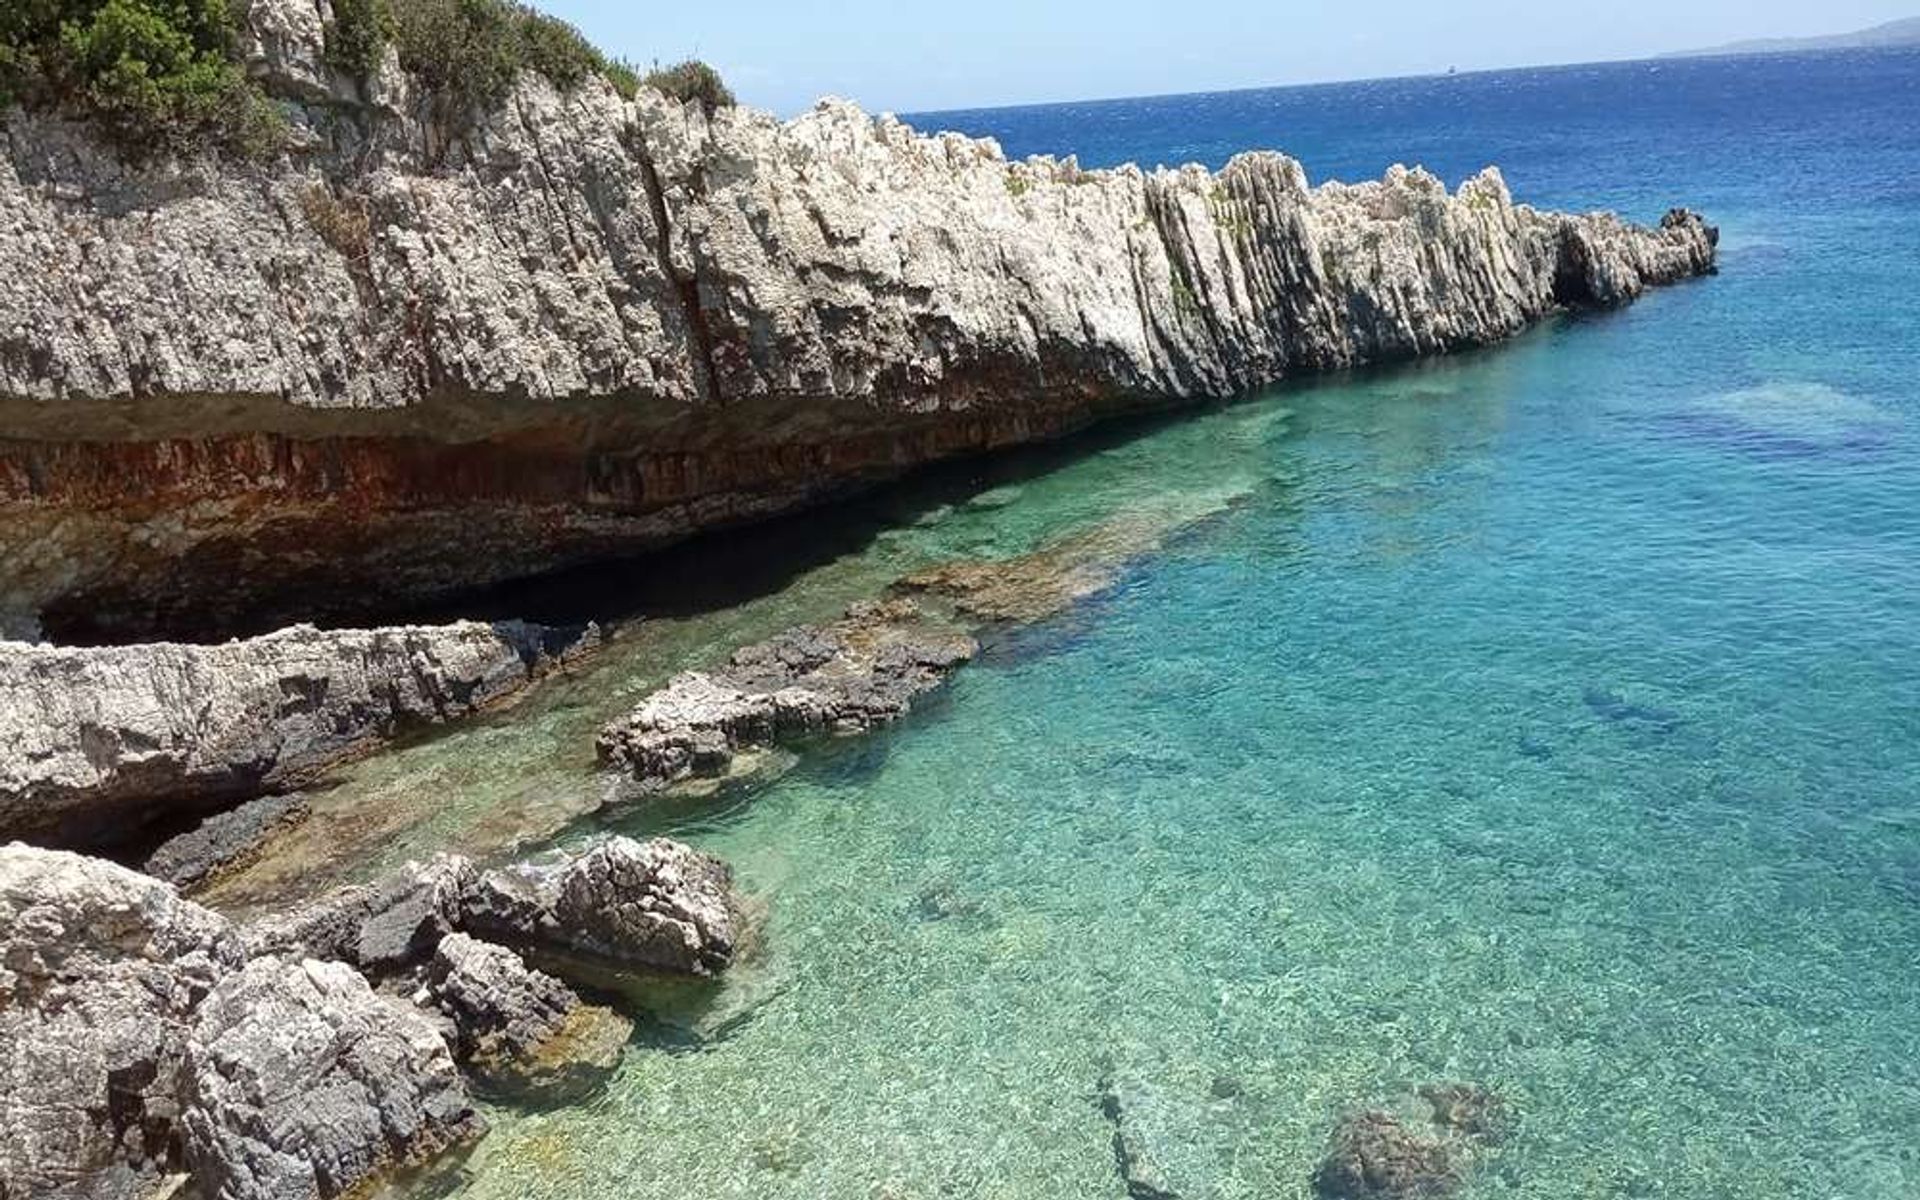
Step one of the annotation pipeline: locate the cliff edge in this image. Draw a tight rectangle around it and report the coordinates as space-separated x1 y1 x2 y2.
0 0 1716 640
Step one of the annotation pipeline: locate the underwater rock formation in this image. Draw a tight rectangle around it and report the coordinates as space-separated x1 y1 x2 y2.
0 0 1716 641
141 793 311 892
0 620 596 849
1312 1082 1508 1200
597 599 976 786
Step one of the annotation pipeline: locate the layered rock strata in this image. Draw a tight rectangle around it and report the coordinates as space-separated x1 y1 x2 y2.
597 599 976 787
0 619 596 848
0 0 1716 641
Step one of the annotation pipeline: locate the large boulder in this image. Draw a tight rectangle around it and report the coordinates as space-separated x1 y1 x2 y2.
0 844 244 1199
462 837 742 977
243 854 475 972
597 600 976 787
181 956 483 1200
425 933 632 1101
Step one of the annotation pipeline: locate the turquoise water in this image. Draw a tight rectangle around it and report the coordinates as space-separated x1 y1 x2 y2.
422 51 1920 1199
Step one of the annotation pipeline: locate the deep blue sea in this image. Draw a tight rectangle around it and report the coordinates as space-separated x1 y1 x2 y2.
374 50 1920 1199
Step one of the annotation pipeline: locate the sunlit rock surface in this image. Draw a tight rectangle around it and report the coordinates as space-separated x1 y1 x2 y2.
0 0 1715 641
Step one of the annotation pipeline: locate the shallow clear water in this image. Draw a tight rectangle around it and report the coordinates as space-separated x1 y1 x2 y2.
372 50 1920 1199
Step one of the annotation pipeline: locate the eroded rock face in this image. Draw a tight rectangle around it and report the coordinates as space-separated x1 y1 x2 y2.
0 620 595 848
0 844 243 1199
426 933 632 1100
242 854 476 972
462 837 742 977
0 0 1715 640
597 600 976 786
180 956 483 1200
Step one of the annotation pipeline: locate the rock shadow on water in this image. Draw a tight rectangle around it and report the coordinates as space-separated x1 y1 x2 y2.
1581 686 1684 737
1656 381 1898 462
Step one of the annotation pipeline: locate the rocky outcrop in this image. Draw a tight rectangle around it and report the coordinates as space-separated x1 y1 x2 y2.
0 844 243 1199
597 599 976 786
141 793 310 892
180 956 482 1200
0 0 1715 641
462 837 743 977
1 837 735 1198
425 933 632 1101
243 853 476 972
0 620 596 848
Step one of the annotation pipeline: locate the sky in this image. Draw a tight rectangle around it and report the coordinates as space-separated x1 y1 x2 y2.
539 1 1919 115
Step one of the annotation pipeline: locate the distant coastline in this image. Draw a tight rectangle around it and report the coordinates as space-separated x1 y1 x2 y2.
1667 15 1920 58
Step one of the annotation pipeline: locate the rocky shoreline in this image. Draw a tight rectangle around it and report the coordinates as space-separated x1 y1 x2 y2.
0 0 1724 1194
0 0 1714 641
1 835 743 1199
0 620 599 852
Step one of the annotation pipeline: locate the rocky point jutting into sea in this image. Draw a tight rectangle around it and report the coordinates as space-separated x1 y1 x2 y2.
0 0 1713 645
0 0 1721 1196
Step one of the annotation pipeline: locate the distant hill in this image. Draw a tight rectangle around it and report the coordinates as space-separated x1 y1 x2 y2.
1672 16 1920 57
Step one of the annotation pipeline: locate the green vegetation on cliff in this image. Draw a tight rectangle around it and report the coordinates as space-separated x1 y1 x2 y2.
0 0 284 155
335 0 646 109
0 0 729 156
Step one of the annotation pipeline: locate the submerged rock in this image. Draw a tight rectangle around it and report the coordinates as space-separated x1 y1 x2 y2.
0 620 597 849
597 600 975 788
1313 1110 1460 1200
243 854 476 973
0 844 244 1199
897 513 1181 624
426 933 632 1101
141 793 311 893
181 956 483 1200
1312 1082 1509 1200
463 837 743 978
1416 1082 1508 1143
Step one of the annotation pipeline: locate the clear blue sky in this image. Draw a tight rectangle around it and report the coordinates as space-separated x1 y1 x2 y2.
539 1 1918 115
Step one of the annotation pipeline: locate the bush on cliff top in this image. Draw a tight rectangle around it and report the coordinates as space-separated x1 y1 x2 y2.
643 58 734 114
334 0 727 116
2 0 731 155
0 0 285 156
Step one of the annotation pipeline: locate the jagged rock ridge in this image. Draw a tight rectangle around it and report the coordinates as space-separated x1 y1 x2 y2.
0 0 1715 640
0 620 597 848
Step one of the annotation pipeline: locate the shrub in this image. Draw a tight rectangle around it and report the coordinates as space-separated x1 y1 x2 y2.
643 58 733 114
386 0 656 112
324 0 396 78
299 182 372 259
0 0 708 152
0 0 284 156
